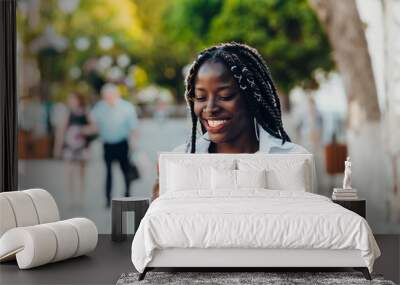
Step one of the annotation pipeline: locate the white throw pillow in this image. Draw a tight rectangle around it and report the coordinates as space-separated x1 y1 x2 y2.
167 162 210 191
237 158 307 191
266 163 306 191
236 169 267 189
167 160 235 192
211 168 236 190
211 168 267 190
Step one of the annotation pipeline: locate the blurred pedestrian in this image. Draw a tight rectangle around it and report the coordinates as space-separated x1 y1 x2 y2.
153 98 168 125
296 96 323 153
87 83 139 208
53 92 89 206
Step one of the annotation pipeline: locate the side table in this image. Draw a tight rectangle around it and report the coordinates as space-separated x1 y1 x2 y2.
332 199 366 218
112 197 150 242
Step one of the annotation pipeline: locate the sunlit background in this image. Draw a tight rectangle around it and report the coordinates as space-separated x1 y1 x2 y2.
16 0 400 234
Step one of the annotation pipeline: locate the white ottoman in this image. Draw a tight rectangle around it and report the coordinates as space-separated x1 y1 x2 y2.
0 189 98 269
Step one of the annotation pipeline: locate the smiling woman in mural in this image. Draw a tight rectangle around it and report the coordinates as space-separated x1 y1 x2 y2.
180 42 308 154
152 42 309 199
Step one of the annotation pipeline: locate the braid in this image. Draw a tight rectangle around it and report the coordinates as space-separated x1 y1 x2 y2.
221 43 290 143
212 51 282 138
184 42 291 153
238 47 292 143
184 48 217 153
189 102 197 153
237 45 284 120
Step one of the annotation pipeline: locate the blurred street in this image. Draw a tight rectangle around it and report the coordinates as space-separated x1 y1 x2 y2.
12 0 400 235
17 116 343 234
18 117 400 234
18 118 190 233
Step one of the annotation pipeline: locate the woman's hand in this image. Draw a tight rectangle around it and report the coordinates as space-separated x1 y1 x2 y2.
152 181 159 201
151 162 160 201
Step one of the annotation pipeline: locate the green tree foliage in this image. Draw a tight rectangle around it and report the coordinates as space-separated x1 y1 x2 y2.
210 0 333 93
133 0 190 99
19 0 334 102
135 0 334 98
18 0 145 99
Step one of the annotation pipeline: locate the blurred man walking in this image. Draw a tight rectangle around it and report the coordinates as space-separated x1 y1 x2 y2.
88 83 139 208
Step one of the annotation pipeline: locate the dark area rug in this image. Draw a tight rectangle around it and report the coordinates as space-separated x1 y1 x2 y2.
116 271 396 285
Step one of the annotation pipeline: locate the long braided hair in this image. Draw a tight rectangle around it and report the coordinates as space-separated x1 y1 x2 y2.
185 42 291 153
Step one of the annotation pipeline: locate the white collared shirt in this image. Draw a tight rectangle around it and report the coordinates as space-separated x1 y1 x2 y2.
172 125 309 154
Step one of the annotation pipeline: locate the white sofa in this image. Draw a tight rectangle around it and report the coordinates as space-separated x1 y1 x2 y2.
0 189 98 269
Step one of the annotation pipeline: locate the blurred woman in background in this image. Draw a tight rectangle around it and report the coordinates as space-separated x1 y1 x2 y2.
54 92 90 206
